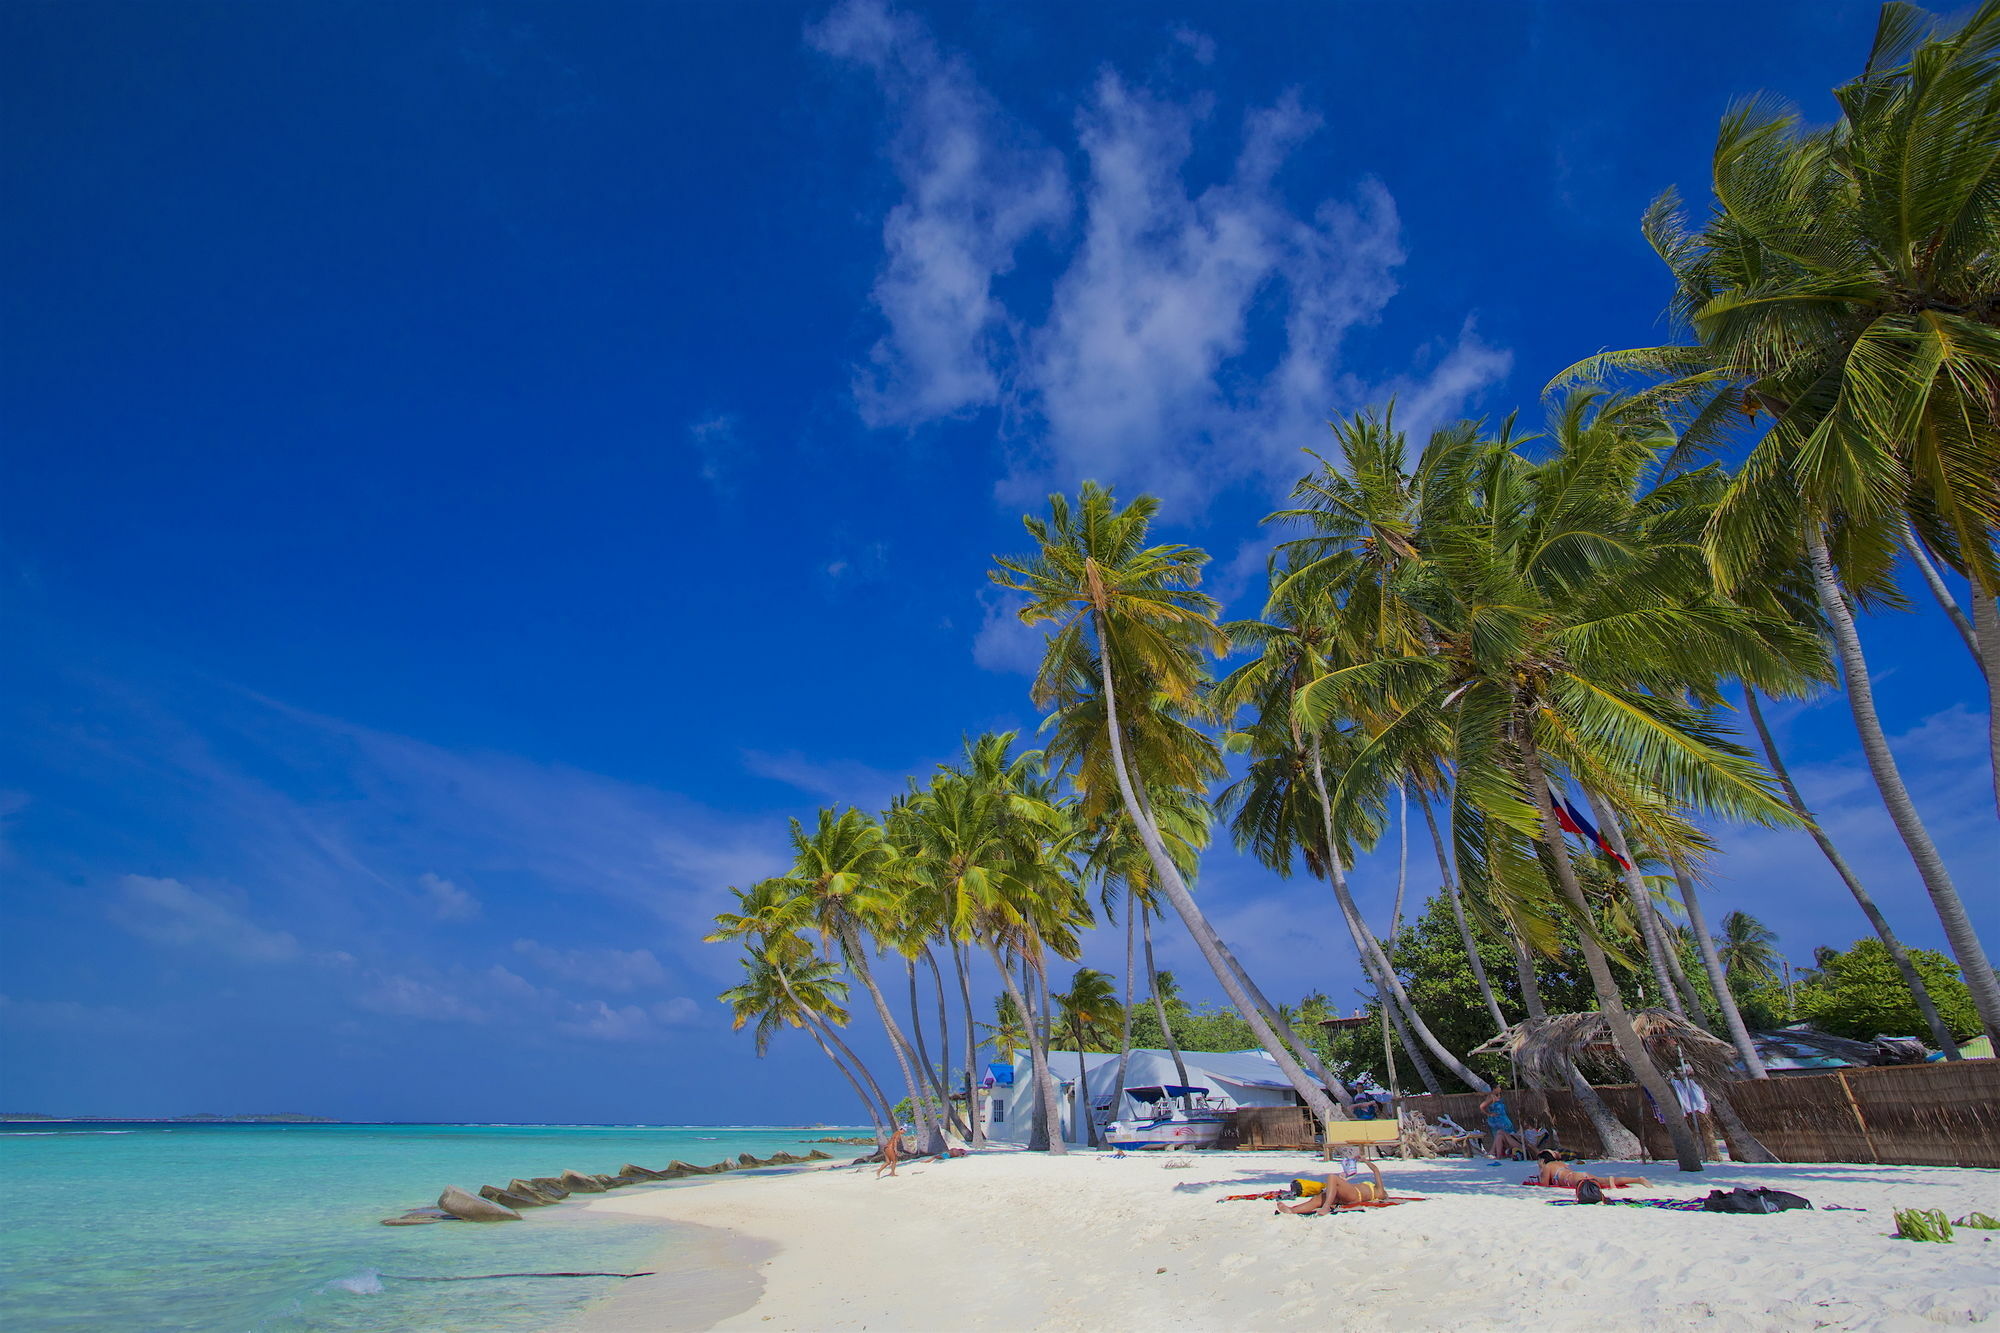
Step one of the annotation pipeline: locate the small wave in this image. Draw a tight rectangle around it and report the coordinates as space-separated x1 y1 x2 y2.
322 1271 384 1296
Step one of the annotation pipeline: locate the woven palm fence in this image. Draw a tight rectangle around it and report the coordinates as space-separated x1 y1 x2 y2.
1394 1059 1999 1167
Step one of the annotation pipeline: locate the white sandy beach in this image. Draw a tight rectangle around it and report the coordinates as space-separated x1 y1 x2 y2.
566 1149 1999 1332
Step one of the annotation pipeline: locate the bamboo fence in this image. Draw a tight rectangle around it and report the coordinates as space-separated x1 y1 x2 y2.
1393 1059 2000 1168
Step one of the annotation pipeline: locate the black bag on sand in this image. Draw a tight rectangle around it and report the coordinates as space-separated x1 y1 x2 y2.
1704 1187 1814 1214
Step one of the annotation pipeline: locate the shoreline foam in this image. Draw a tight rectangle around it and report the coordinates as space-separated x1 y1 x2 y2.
564 1149 1999 1331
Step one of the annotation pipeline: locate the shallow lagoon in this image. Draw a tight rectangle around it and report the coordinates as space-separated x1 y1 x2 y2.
0 1122 859 1331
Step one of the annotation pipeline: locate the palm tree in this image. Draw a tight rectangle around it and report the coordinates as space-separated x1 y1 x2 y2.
1717 911 1782 995
719 944 885 1136
1555 2 2000 1040
706 882 900 1140
992 483 1345 1131
1298 400 1817 1170
780 807 948 1153
1052 967 1122 1146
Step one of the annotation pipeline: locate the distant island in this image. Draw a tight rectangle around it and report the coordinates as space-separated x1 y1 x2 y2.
0 1104 336 1112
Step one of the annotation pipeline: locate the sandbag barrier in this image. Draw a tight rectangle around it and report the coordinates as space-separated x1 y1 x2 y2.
381 1150 834 1225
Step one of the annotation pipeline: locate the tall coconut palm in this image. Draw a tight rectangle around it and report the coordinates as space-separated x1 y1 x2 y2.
706 882 900 1140
780 807 948 1153
1052 966 1122 1146
1300 404 1817 1170
1555 1 2000 1039
1717 911 1782 994
992 483 1344 1131
719 944 885 1136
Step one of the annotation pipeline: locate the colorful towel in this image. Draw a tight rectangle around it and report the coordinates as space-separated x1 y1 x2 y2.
1547 1196 1707 1211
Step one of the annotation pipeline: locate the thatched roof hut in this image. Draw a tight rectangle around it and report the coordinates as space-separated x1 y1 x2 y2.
1470 1009 1740 1086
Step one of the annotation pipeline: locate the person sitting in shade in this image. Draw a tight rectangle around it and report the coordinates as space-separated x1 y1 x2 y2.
1275 1158 1388 1214
1534 1150 1646 1191
1479 1090 1527 1160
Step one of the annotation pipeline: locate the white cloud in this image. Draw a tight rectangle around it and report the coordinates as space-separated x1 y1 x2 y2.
353 971 489 1024
970 590 1047 676
512 939 669 993
809 0 1068 428
417 872 480 922
554 996 705 1043
107 875 300 963
815 6 1512 506
688 411 741 492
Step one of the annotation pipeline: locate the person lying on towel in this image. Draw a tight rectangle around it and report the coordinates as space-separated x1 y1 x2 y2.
1533 1150 1646 1190
1276 1159 1387 1214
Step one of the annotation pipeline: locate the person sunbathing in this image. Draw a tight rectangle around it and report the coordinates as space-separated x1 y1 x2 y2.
1534 1150 1645 1190
1276 1159 1387 1214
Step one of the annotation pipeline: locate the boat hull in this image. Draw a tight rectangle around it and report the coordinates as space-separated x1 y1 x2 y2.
1103 1116 1225 1151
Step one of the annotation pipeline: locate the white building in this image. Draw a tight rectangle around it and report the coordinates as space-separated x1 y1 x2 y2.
983 1047 1305 1148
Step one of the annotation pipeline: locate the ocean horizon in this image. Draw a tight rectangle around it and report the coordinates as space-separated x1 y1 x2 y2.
0 1121 868 1331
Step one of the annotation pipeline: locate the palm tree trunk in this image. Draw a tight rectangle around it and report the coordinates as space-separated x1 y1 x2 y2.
1073 1031 1096 1148
1657 918 1712 1027
1806 523 2000 1043
802 1019 887 1137
1110 888 1136 1124
905 960 949 1119
952 944 987 1145
1377 970 1444 1096
1903 523 1982 661
1582 789 1683 1015
1308 739 1492 1092
1970 591 2000 822
1121 767 1352 1112
1704 1081 1777 1164
1140 906 1193 1092
1669 867 1769 1079
797 1006 896 1139
1036 961 1065 1142
1522 743 1704 1171
773 964 895 1141
1389 781 1410 938
843 934 946 1153
1425 796 1506 1033
1500 925 1641 1153
1089 624 1344 1128
922 949 970 1138
1209 931 1355 1111
988 942 1064 1154
1744 688 1961 1057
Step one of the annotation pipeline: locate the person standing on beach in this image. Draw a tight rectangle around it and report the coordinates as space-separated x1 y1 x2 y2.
875 1127 905 1179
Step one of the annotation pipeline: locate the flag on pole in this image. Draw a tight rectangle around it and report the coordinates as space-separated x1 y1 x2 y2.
1550 791 1633 869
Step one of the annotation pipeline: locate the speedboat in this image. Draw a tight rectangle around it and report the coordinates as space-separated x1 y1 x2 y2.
1100 1084 1227 1151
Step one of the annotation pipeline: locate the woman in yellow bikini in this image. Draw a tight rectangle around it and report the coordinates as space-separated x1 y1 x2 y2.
1275 1159 1388 1214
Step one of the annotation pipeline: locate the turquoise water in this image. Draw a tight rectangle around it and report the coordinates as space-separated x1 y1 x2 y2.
0 1123 864 1331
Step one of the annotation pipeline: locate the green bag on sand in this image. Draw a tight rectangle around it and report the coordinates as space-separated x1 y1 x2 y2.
1893 1208 1954 1242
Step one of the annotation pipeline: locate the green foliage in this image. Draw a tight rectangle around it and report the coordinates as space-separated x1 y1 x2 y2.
1894 1208 1955 1243
1794 939 1980 1040
1324 893 1644 1091
1052 967 1124 1053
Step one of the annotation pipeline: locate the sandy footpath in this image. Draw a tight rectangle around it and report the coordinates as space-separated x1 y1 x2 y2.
565 1149 1999 1332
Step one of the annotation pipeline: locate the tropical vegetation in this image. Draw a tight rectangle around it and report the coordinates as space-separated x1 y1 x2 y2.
704 2 1998 1173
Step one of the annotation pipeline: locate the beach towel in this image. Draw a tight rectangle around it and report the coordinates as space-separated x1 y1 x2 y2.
1547 1197 1708 1211
1216 1191 1426 1208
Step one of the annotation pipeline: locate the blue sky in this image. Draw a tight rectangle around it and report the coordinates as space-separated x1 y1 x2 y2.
3 0 1991 1123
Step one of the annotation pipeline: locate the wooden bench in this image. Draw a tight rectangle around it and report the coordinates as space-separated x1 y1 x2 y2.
1321 1117 1404 1160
